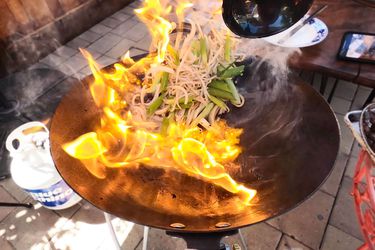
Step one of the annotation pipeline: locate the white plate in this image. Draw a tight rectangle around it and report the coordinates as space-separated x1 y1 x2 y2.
262 18 329 48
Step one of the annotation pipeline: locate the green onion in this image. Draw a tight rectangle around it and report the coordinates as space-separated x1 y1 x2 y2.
208 88 235 101
217 62 236 75
179 102 193 109
160 72 169 93
165 96 193 105
179 96 193 104
208 94 227 109
192 40 200 56
147 94 165 115
225 79 240 104
151 72 162 89
224 35 231 62
217 64 226 73
200 37 208 66
208 79 231 93
160 116 170 136
191 103 214 127
167 45 180 65
219 65 245 79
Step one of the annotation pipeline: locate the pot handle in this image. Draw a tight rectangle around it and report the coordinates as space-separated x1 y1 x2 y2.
344 110 365 146
5 122 49 155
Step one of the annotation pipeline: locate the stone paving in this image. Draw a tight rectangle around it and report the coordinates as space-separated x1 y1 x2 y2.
0 1 373 249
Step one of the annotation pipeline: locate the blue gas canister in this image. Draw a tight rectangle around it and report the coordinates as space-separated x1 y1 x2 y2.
6 122 81 210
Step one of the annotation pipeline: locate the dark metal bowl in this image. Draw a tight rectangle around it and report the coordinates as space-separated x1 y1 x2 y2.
222 0 314 38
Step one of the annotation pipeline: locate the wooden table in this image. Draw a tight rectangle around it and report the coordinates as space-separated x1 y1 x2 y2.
289 0 375 102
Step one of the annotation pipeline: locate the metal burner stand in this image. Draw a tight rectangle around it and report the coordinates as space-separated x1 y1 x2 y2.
167 230 247 250
105 213 247 250
104 212 150 250
0 202 33 208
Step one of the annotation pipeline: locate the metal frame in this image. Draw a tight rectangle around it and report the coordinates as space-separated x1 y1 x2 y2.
238 229 248 250
104 213 248 250
352 150 375 250
0 202 33 208
166 229 248 250
300 70 365 105
104 212 149 250
363 89 375 108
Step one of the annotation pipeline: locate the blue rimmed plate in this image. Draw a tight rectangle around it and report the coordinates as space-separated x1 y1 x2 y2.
262 18 329 48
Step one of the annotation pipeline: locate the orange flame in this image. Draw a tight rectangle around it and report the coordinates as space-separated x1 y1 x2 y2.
135 0 173 63
63 0 257 205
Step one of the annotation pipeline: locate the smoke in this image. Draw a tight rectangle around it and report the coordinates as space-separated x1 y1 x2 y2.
227 41 304 157
239 39 301 82
3 0 305 149
1 15 95 121
3 18 63 74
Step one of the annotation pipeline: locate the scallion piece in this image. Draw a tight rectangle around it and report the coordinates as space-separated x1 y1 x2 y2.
179 102 193 109
179 96 193 104
200 37 208 66
160 72 169 93
208 88 235 101
192 40 200 56
191 103 214 127
225 79 240 104
147 94 165 115
224 35 231 62
219 65 245 79
160 116 170 136
217 64 226 73
167 45 180 65
209 79 231 93
208 94 227 109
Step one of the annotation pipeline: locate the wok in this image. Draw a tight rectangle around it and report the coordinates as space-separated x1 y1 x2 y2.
50 59 339 232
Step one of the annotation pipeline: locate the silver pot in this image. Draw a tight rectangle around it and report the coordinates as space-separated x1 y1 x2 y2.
345 103 375 161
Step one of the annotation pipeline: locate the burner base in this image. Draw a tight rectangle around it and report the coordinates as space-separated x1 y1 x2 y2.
167 230 240 250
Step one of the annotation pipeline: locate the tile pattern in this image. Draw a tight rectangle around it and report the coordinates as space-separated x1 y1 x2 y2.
320 152 349 196
0 0 373 249
329 177 363 240
321 225 363 250
0 187 17 222
278 235 312 250
267 191 335 249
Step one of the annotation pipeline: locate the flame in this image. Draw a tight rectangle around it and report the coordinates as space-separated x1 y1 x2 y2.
134 0 173 63
63 0 257 205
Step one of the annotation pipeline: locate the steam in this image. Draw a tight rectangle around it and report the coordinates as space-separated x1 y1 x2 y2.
4 20 62 75
232 41 304 157
238 39 301 82
2 20 66 109
3 0 304 149
1 17 93 120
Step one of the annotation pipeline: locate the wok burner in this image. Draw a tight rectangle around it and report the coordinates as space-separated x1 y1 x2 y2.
167 230 240 250
50 60 340 248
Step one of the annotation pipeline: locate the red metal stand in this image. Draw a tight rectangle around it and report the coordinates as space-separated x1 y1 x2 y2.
353 150 375 250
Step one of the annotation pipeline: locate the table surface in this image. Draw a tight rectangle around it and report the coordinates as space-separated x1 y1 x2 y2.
289 0 375 87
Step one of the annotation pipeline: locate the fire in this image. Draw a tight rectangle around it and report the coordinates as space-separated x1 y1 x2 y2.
63 0 257 205
134 0 173 63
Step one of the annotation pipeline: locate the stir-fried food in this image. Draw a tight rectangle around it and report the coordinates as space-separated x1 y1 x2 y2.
133 22 245 130
62 0 257 205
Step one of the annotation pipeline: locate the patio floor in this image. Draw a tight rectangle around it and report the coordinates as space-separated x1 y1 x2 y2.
0 1 372 249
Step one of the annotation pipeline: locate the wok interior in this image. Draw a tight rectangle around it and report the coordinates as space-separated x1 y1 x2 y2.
50 61 339 232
